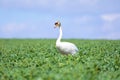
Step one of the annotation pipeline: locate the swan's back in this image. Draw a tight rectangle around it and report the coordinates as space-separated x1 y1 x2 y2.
56 42 78 55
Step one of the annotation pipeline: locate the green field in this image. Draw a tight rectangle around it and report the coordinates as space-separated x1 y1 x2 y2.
0 39 120 80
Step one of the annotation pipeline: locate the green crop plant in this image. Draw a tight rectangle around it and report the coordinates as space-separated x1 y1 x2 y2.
0 39 120 80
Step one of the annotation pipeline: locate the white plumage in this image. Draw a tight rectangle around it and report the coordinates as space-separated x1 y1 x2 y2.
54 21 79 55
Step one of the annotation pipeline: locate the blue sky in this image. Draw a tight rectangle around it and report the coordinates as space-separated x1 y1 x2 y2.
0 0 120 39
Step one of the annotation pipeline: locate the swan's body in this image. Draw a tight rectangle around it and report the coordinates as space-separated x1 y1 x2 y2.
54 21 78 55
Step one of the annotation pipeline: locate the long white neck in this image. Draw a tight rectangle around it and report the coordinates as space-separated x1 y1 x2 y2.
56 27 62 44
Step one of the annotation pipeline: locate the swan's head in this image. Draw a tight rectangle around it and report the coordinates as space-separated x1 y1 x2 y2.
54 21 61 28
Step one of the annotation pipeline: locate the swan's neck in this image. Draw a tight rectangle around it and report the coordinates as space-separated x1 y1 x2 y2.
56 27 62 44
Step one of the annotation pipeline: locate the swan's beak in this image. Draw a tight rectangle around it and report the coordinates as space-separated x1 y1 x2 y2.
54 25 59 28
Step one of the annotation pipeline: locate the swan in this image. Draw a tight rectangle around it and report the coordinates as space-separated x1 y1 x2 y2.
54 21 79 55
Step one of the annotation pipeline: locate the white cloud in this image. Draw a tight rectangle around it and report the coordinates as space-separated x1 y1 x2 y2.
0 0 101 16
1 23 26 33
78 0 99 5
108 32 120 39
101 13 120 31
0 22 51 38
0 22 48 38
101 32 120 40
100 13 120 39
0 0 99 9
72 15 94 25
0 23 33 38
101 13 120 22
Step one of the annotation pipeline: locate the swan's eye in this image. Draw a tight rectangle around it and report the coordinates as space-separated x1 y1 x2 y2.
55 22 58 25
55 22 60 27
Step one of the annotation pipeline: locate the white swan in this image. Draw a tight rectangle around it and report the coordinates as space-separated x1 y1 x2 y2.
54 21 79 55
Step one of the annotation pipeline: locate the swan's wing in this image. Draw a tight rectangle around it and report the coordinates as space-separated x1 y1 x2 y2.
59 42 79 54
